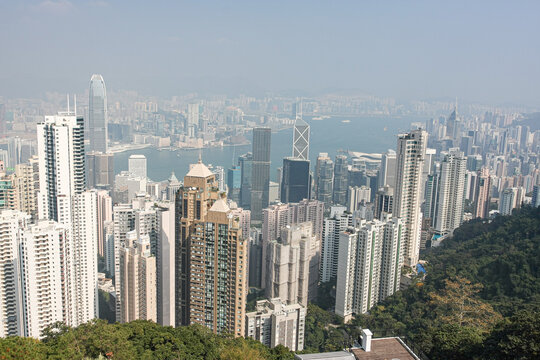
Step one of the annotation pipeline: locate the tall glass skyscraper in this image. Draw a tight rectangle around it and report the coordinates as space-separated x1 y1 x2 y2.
89 74 108 153
251 128 271 221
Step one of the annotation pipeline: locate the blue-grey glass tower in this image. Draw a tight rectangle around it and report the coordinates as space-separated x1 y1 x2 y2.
89 74 108 153
280 157 311 203
251 128 271 221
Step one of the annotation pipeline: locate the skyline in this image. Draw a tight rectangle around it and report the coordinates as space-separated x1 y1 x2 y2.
0 1 539 107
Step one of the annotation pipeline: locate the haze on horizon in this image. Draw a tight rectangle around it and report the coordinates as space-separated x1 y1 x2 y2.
1 0 539 107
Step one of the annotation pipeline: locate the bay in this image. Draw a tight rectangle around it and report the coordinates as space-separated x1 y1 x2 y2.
114 115 428 182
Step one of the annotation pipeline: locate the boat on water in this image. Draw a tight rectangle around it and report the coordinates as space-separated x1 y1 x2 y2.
342 119 351 123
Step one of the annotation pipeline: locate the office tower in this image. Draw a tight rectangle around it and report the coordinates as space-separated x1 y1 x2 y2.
315 153 334 206
96 190 113 256
227 165 241 204
0 210 29 337
20 220 69 338
433 149 467 235
347 185 371 212
393 130 427 267
251 128 271 221
249 229 263 288
117 231 157 323
166 172 181 202
374 185 394 220
104 221 115 274
446 106 459 141
333 155 348 205
280 158 311 203
128 154 147 179
532 185 540 208
245 298 306 352
320 207 353 283
335 216 402 321
292 118 310 160
114 171 147 203
268 181 280 203
0 103 5 136
6 137 34 170
378 151 396 189
187 103 199 137
87 152 114 190
264 222 319 306
499 187 522 215
37 113 85 222
474 168 492 219
423 166 440 224
88 74 108 153
239 152 253 208
176 161 247 336
156 202 175 326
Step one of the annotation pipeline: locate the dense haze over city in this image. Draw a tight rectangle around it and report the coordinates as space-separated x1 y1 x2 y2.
1 2 540 360
1 0 539 107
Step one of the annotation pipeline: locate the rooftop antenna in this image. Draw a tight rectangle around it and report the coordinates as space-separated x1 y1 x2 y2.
67 94 70 113
74 94 77 115
198 149 202 163
455 97 458 113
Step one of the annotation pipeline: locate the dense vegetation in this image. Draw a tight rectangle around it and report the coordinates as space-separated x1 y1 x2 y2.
0 320 294 360
304 206 540 359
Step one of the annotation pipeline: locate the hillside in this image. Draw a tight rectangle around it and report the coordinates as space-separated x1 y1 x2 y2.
341 206 540 359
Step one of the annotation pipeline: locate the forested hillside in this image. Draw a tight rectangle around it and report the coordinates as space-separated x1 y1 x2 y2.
304 206 540 359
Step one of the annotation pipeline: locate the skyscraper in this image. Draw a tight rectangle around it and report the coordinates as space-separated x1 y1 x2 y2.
128 154 147 179
251 128 271 221
187 103 199 138
378 150 396 189
280 157 311 203
393 129 427 267
227 165 241 204
37 113 86 222
239 152 253 209
320 207 353 283
175 161 247 336
333 155 348 206
474 168 492 219
264 222 319 306
89 74 108 153
315 153 334 206
335 215 402 321
292 118 310 160
87 151 114 190
433 148 467 235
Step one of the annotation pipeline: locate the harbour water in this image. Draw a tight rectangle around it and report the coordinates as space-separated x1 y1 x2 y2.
114 115 428 182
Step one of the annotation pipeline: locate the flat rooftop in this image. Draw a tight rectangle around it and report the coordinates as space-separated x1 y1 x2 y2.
352 337 417 360
295 351 355 360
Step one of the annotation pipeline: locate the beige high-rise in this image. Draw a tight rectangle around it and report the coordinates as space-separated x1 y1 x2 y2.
264 222 320 306
118 231 157 323
393 129 427 267
176 160 248 337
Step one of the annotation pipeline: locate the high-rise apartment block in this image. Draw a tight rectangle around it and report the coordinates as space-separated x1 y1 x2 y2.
433 148 467 235
393 130 427 267
176 161 247 336
117 231 157 323
245 298 306 352
320 207 353 283
264 222 320 306
474 168 492 219
128 154 147 179
335 215 403 322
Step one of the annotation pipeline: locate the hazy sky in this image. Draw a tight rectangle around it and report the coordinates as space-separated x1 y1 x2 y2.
1 1 539 106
